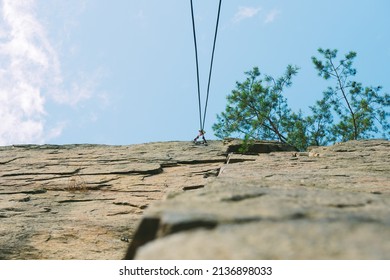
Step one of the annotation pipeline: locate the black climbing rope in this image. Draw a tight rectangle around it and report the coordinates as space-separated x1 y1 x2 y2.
202 0 222 131
190 0 203 131
190 0 222 133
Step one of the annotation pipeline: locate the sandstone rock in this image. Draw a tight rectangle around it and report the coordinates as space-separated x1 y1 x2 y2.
2 139 388 260
0 141 229 259
129 140 390 260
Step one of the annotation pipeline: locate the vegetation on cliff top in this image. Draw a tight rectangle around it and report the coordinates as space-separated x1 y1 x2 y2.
213 48 390 151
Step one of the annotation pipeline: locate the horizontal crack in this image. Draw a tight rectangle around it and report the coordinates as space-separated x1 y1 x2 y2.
163 220 218 236
0 189 47 195
113 202 148 209
82 169 163 176
221 193 266 202
57 198 115 204
328 203 368 208
176 159 226 165
183 185 205 191
2 169 82 177
107 211 132 216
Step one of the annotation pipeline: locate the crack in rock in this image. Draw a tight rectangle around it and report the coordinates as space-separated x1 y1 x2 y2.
124 218 161 260
182 185 205 191
113 202 148 209
221 193 266 202
328 203 369 209
0 189 47 195
57 198 115 204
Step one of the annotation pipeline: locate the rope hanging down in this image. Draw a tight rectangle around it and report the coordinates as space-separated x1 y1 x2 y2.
190 0 222 132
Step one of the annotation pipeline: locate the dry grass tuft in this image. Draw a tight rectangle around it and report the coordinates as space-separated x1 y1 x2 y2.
67 174 87 192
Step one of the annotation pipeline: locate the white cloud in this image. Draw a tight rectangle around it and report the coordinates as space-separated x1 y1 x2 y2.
264 9 281 24
233 6 262 23
0 0 98 145
0 0 55 145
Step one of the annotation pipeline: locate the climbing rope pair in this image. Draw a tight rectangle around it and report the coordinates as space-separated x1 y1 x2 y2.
190 0 222 145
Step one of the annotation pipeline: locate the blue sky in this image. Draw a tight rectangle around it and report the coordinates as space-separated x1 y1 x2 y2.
1 0 389 145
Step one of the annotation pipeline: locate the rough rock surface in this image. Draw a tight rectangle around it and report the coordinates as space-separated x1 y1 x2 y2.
1 140 389 259
2 140 288 259
127 140 390 260
0 141 235 259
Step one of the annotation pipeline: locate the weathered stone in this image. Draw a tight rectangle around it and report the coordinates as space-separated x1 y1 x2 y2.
0 141 232 259
1 139 389 260
135 220 390 260
130 139 390 260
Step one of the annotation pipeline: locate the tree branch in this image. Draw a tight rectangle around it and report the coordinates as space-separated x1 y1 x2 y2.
329 57 358 139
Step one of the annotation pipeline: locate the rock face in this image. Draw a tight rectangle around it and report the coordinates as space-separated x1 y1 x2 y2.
127 140 390 260
1 140 389 259
0 141 228 259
